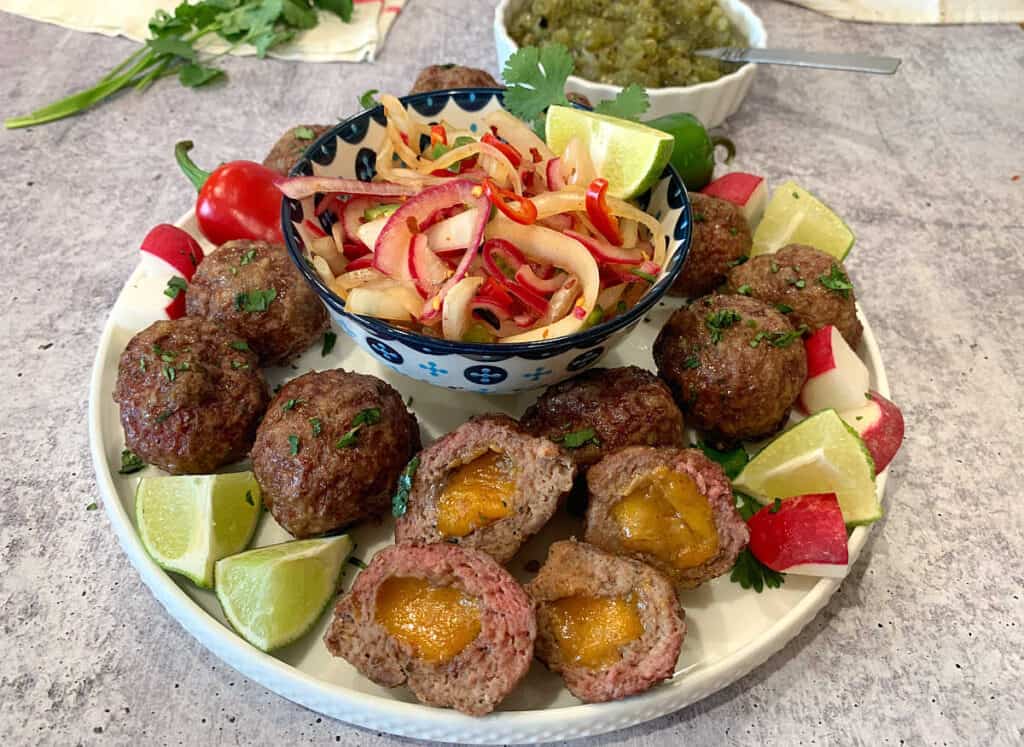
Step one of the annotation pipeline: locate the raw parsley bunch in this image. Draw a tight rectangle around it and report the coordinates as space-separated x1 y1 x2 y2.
5 0 354 129
501 43 650 135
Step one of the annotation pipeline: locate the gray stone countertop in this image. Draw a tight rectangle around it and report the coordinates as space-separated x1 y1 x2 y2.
1 1 1021 744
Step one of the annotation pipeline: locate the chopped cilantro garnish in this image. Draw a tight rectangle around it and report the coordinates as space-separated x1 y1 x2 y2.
693 212 706 223
788 277 806 289
615 299 628 316
234 288 276 312
696 441 749 480
559 427 601 449
245 490 255 507
766 325 809 348
163 276 187 299
321 330 337 356
229 340 250 351
729 226 739 236
118 449 146 475
705 309 742 343
391 456 420 517
162 364 176 382
683 354 701 369
818 263 853 297
288 435 300 456
734 492 763 521
770 261 780 274
240 248 257 265
281 398 304 411
347 556 368 569
293 126 316 140
792 191 800 199
775 303 793 314
309 417 322 437
86 502 98 511
736 284 752 296
230 360 249 370
352 407 381 427
155 410 174 423
770 498 783 513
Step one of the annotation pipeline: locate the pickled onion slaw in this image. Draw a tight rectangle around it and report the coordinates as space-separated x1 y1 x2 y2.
280 95 669 344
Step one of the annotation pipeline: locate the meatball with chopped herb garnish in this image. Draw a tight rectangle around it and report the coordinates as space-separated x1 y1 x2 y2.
252 370 421 538
113 317 268 475
654 294 807 444
670 193 751 298
725 243 863 348
186 239 328 366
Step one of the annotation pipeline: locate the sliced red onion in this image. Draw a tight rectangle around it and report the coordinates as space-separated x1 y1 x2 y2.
514 265 566 295
545 157 566 191
565 229 645 266
278 176 419 200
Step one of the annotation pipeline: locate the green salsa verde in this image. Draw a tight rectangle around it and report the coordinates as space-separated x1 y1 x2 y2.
509 0 748 88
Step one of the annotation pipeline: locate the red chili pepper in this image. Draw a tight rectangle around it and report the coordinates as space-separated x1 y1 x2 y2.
481 178 537 225
482 238 526 281
175 141 284 246
481 133 522 168
585 177 622 246
476 276 516 310
429 124 447 147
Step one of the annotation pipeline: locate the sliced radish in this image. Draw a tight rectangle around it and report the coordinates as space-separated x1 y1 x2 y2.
342 197 375 248
565 230 644 266
800 325 871 413
277 176 418 201
702 172 768 228
747 493 850 577
139 224 204 281
408 233 450 299
441 276 485 341
839 391 905 472
356 216 388 250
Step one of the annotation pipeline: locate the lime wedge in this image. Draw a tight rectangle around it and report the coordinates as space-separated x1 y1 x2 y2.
136 472 262 588
733 410 880 525
215 535 353 652
545 105 674 199
751 180 855 260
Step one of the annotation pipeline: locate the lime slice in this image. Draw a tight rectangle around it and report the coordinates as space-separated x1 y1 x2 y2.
545 105 674 199
215 535 353 652
136 472 262 588
733 410 880 525
751 180 855 260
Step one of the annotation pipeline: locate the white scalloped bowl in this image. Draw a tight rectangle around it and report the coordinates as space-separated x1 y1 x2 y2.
494 0 767 128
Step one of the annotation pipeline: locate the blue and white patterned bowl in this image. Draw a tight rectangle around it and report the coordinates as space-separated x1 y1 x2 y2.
281 88 692 394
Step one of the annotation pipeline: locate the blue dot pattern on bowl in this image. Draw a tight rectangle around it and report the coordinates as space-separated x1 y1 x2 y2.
281 88 693 393
366 337 403 365
567 347 605 372
463 365 508 385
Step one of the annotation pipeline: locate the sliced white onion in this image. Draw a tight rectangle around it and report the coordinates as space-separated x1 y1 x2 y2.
484 216 599 343
483 110 555 162
311 254 335 285
333 267 386 291
346 287 416 321
308 235 347 275
425 207 482 252
597 283 627 311
357 216 388 250
441 276 485 341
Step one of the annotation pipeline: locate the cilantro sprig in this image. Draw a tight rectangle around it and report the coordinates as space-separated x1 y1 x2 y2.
501 43 651 135
730 492 786 592
6 0 354 129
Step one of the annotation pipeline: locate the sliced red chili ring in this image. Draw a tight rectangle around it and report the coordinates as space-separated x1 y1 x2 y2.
481 178 537 225
482 238 527 281
429 124 447 147
585 177 622 246
481 133 522 168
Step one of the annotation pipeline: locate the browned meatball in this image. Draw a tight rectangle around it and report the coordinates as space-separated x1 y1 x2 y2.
521 366 686 470
186 240 329 366
726 243 863 348
263 125 331 176
653 294 807 443
252 370 420 538
670 193 751 298
113 317 268 474
409 64 501 94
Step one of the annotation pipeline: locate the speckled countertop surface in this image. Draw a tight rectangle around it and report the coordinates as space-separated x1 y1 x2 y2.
1 1 1021 744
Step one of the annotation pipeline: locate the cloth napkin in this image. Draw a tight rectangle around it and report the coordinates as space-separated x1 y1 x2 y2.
785 0 1024 23
0 0 407 61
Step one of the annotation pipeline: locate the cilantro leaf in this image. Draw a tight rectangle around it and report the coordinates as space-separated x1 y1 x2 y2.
502 43 573 123
705 309 742 343
179 63 225 88
695 440 749 480
234 288 277 312
288 434 300 455
321 330 337 356
282 0 318 29
293 125 316 140
164 276 188 299
146 37 197 61
358 89 380 109
315 0 354 22
730 548 785 593
818 263 854 297
391 456 420 518
118 449 146 475
593 83 649 121
352 407 382 427
559 427 600 449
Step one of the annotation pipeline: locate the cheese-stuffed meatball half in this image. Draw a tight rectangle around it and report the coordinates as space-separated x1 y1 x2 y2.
584 447 749 589
394 414 574 563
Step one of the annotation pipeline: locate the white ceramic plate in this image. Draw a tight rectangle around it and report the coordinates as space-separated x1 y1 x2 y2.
89 211 889 744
